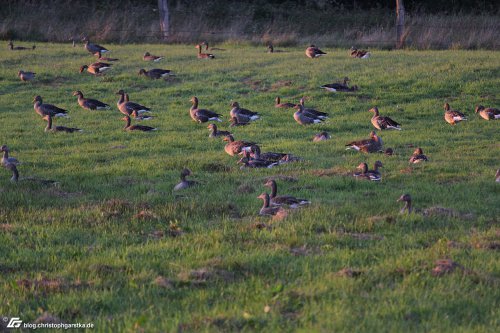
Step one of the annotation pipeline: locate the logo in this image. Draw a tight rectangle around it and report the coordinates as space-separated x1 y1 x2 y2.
6 317 22 328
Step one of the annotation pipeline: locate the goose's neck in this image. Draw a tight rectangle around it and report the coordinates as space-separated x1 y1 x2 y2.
2 150 9 160
372 109 379 117
269 182 277 198
197 47 201 55
261 195 270 209
191 100 198 110
227 136 234 142
117 93 125 105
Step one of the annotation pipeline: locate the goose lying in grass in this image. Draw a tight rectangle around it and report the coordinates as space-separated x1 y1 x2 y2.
275 97 296 109
299 98 329 120
320 77 358 92
238 151 279 169
264 179 310 207
230 102 260 123
305 45 326 58
195 44 215 59
9 41 35 50
313 132 331 142
353 162 381 181
293 104 324 125
350 47 370 58
397 194 413 214
18 70 35 82
369 107 401 130
33 96 69 118
257 193 285 216
248 145 288 163
223 135 257 156
73 91 110 111
143 52 164 62
138 68 173 79
80 62 112 75
409 148 428 164
444 103 467 125
84 38 109 54
43 115 82 133
1 145 20 182
116 90 152 117
173 168 198 190
267 44 285 53
475 105 500 120
190 97 222 123
346 131 383 153
207 123 231 138
121 115 157 132
94 51 118 62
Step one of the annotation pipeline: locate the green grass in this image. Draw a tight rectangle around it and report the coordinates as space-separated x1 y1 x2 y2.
0 43 499 332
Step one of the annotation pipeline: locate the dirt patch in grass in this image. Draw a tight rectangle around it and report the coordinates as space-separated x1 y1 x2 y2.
99 198 132 219
134 210 157 220
178 267 235 285
264 175 298 182
0 223 15 232
16 277 92 292
336 267 363 278
34 312 62 324
89 264 128 276
289 245 321 256
241 77 266 92
341 232 384 241
422 206 475 220
431 259 462 276
201 162 231 173
270 80 293 91
236 184 255 194
311 168 350 177
154 276 174 289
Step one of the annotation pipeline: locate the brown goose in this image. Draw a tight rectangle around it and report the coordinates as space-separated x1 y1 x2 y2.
143 52 164 62
257 193 285 216
496 169 500 183
350 47 371 58
275 97 296 109
409 148 428 164
207 123 231 138
18 70 36 82
195 44 215 59
223 135 256 156
121 115 157 132
73 91 110 111
313 131 331 142
299 98 329 119
305 45 326 58
230 102 260 123
293 104 324 125
353 162 381 181
264 180 310 207
173 168 198 191
43 115 82 133
444 103 467 125
320 77 351 92
397 194 413 214
84 38 109 54
80 62 112 75
94 51 118 62
8 41 35 50
346 131 383 153
116 90 151 117
190 97 222 123
33 96 69 118
238 151 279 169
249 145 288 163
229 116 249 127
1 145 20 182
475 105 500 120
370 107 401 130
138 68 173 79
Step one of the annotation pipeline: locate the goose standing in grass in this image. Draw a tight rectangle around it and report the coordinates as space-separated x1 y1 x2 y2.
320 77 359 92
369 107 401 130
397 194 413 214
94 51 118 62
496 169 500 183
207 123 231 138
121 115 157 132
305 45 326 58
190 97 222 123
1 145 20 182
223 135 256 156
43 115 82 133
138 68 173 79
33 96 69 118
18 70 36 82
116 90 152 117
238 151 279 169
257 193 285 216
350 47 370 58
444 103 467 125
346 131 383 153
173 168 198 190
73 91 110 111
143 52 164 62
293 104 324 125
84 38 109 54
475 105 500 120
230 102 260 123
8 41 35 50
275 97 296 109
353 162 381 181
264 180 310 207
80 62 112 75
299 98 329 120
195 44 215 59
313 132 331 142
409 148 428 164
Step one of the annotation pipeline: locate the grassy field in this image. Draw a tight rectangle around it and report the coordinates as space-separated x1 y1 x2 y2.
0 43 499 332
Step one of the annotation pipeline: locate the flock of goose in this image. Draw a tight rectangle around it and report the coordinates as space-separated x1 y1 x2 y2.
3 39 500 216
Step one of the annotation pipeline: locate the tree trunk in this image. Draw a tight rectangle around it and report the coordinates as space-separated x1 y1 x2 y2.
396 0 405 49
158 0 169 41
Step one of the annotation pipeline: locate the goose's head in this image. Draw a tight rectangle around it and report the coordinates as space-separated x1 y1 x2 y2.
79 65 88 73
475 105 484 113
397 194 412 203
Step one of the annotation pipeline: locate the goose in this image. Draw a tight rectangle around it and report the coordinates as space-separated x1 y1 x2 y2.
267 44 274 53
94 51 118 62
80 62 112 75
207 123 231 138
190 97 222 123
320 77 358 92
350 47 370 58
257 193 285 216
18 70 36 82
116 90 152 117
138 68 173 79
409 148 428 164
131 110 154 121
368 161 383 178
475 105 500 120
305 44 326 58
8 41 35 50
121 115 157 131
72 91 110 111
313 131 331 142
143 52 164 62
84 38 109 54
353 162 381 181
1 145 20 182
173 168 197 190
346 131 383 153
275 97 296 109
201 41 225 51
238 151 278 169
299 98 329 119
397 194 413 214
33 96 69 118
195 44 215 59
43 115 82 133
248 145 288 163
229 116 249 127
369 107 401 130
264 180 310 207
293 104 323 125
496 169 500 183
223 135 256 156
444 103 467 125
230 102 260 123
